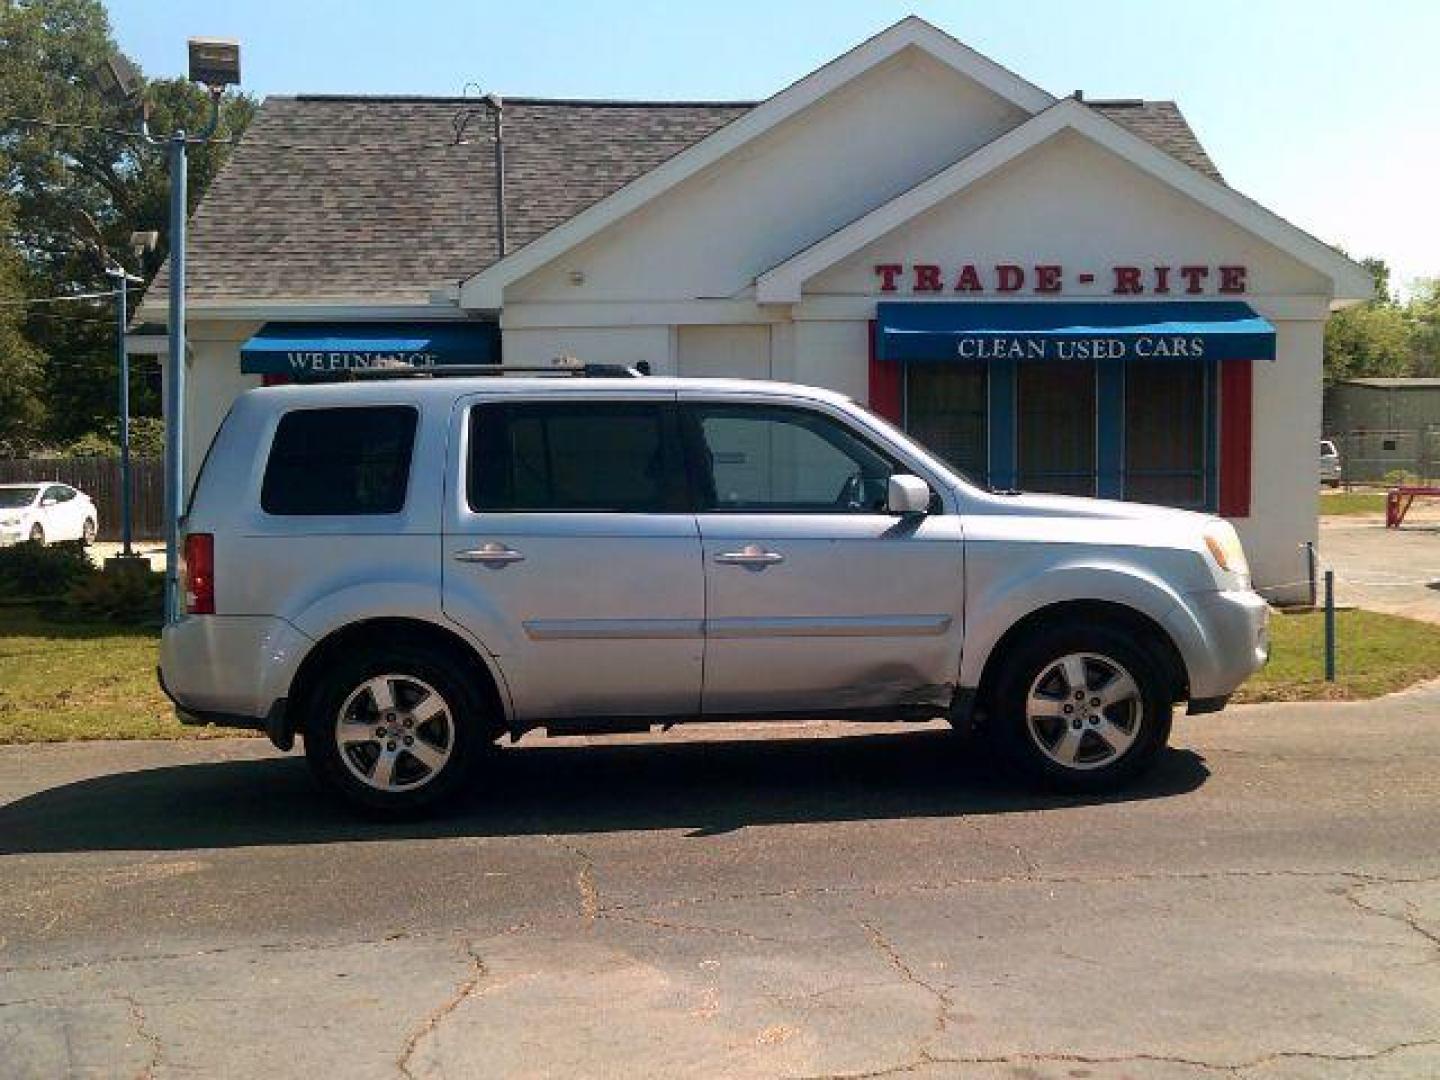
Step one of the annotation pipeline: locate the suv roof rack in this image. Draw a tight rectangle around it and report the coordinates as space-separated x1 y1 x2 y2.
334 361 650 381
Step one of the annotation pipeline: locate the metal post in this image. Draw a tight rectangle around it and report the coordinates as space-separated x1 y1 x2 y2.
1323 569 1336 682
114 269 134 557
1304 541 1317 610
164 132 187 622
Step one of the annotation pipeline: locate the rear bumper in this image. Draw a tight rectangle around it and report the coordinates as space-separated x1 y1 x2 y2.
1166 589 1270 704
159 615 313 737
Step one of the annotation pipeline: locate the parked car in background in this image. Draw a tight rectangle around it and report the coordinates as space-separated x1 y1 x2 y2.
0 483 98 546
1320 440 1342 488
160 371 1269 813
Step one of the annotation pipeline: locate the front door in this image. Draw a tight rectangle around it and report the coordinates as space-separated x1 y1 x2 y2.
442 396 704 722
679 397 965 716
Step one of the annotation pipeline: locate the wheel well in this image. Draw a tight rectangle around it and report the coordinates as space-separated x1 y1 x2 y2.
286 618 508 742
974 600 1189 712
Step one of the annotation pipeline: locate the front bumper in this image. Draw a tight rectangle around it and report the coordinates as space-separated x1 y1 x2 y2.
1165 588 1270 704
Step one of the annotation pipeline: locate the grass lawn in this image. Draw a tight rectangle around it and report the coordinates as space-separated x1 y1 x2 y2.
2 602 1438 743
1233 608 1440 703
0 604 248 743
1318 490 1386 516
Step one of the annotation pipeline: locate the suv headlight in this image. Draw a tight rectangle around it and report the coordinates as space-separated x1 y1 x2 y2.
0 515 20 527
1203 520 1250 588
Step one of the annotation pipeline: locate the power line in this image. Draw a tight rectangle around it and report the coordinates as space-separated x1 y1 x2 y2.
0 290 120 308
2 114 238 145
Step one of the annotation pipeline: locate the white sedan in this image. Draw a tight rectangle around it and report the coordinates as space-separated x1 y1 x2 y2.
0 483 98 546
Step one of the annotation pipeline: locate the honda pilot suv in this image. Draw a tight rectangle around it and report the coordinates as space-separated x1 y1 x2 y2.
160 371 1268 811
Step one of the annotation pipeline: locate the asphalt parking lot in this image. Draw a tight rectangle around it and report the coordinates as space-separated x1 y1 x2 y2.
2 689 1439 1079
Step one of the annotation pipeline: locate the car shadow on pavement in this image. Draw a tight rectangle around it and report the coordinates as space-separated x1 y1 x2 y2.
0 730 1208 855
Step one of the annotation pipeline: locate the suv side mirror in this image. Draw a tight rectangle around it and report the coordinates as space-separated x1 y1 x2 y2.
886 474 930 515
40 496 58 508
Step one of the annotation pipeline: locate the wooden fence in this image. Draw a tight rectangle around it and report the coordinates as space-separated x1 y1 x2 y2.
0 457 165 540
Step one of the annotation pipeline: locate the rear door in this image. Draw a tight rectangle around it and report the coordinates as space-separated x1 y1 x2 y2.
43 485 82 540
679 396 966 716
441 394 704 722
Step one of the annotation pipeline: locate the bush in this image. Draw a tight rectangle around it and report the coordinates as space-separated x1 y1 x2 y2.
0 540 95 597
62 564 164 625
1383 468 1421 488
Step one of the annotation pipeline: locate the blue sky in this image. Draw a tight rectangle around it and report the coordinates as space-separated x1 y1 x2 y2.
106 0 1438 293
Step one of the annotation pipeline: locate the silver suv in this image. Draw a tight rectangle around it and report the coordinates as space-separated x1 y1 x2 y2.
160 372 1268 811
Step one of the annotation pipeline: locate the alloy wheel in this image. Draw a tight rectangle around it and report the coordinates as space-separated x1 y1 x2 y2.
1024 652 1143 771
334 674 455 792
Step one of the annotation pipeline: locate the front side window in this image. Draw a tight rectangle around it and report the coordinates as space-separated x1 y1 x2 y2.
261 406 417 515
684 404 898 513
468 402 678 512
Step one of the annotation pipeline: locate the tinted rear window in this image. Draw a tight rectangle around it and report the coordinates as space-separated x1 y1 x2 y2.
468 402 677 512
261 406 417 516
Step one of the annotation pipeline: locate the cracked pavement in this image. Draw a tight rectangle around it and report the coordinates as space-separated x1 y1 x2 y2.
2 683 1439 1078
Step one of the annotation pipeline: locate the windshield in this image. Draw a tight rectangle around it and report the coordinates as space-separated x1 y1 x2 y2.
0 486 39 509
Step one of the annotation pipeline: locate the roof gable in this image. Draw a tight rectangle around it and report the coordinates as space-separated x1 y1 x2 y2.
758 99 1372 303
459 16 1056 309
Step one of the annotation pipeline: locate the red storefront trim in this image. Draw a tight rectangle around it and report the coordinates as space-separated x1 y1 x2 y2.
1218 359 1253 518
867 319 902 424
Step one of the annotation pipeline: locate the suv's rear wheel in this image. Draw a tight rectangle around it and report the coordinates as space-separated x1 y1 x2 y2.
303 645 487 812
990 623 1172 792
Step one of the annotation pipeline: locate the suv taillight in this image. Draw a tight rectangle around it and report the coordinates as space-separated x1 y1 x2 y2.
183 533 215 615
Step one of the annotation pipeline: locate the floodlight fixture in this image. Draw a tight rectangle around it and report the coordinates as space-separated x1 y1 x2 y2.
130 231 159 258
93 52 143 104
187 38 241 90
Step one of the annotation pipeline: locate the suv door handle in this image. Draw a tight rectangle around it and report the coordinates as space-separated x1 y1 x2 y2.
455 543 525 565
714 545 785 567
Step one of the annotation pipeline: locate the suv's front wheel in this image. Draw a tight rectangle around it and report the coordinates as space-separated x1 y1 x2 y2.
303 645 487 812
990 624 1172 792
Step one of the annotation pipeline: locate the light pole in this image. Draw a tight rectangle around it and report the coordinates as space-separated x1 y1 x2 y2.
98 39 241 619
106 260 145 558
76 213 155 562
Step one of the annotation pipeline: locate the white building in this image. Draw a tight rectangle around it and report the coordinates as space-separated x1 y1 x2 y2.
137 17 1371 601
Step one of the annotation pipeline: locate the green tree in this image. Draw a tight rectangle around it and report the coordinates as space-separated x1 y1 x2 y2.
0 195 46 453
1323 257 1413 385
0 0 254 446
1408 278 1440 379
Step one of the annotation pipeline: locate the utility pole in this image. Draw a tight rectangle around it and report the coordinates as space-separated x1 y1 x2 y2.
97 39 241 620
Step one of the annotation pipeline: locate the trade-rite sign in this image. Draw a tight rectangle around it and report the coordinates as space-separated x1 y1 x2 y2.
873 263 1248 295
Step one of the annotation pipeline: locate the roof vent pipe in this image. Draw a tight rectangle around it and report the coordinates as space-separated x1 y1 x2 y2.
485 93 507 259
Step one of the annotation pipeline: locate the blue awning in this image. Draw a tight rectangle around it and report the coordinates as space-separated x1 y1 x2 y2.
240 321 500 376
875 301 1275 363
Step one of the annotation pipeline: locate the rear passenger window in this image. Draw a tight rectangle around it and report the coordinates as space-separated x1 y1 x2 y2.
468 403 677 512
261 406 417 516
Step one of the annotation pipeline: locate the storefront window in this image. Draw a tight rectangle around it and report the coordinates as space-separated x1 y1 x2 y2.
904 362 988 485
1018 360 1096 496
1124 361 1207 509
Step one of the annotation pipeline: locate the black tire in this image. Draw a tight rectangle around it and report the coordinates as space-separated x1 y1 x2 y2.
301 643 492 814
989 622 1173 793
28 524 44 545
82 518 97 545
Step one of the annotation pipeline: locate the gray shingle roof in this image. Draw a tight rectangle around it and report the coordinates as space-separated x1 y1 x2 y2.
1087 99 1223 182
156 93 1220 305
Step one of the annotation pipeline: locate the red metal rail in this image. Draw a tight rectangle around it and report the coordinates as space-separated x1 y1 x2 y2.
1386 486 1440 528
